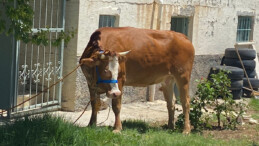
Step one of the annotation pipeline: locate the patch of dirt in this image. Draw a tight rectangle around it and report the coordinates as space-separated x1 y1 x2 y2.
54 100 183 127
203 124 259 143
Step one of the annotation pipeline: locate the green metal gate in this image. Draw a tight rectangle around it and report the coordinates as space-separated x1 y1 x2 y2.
0 0 66 118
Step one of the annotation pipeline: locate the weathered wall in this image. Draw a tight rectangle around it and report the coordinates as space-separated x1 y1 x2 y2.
75 0 259 110
77 0 259 56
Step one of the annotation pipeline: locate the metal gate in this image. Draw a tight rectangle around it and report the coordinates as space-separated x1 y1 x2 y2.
11 0 66 117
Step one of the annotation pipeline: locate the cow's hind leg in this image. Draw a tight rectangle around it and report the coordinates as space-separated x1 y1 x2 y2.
88 88 101 126
112 95 122 133
175 72 191 134
161 77 176 129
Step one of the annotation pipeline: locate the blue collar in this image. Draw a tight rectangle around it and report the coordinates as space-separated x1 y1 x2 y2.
96 66 118 84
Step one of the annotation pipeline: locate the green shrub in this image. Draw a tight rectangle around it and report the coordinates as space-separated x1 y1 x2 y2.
176 69 247 131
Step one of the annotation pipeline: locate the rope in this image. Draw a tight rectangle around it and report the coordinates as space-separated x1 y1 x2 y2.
234 46 255 96
73 100 112 125
1 63 82 114
73 100 91 125
97 105 111 126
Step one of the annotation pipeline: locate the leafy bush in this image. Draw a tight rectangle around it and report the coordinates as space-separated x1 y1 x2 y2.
176 69 247 131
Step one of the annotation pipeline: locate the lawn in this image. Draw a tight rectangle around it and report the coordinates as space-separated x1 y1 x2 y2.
249 98 259 120
0 114 255 146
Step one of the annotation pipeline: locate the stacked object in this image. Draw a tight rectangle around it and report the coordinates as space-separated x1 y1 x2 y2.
209 66 244 99
222 48 258 97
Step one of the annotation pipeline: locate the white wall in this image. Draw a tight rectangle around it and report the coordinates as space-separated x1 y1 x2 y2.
77 0 259 56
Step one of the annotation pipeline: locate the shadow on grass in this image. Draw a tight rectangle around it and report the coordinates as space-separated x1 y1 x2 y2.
121 120 180 134
122 120 150 133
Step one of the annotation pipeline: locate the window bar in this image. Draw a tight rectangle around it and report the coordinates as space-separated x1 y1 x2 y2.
244 17 247 41
32 0 36 28
242 17 246 41
112 16 115 27
239 17 242 42
39 0 42 28
247 17 251 41
99 16 102 28
47 2 54 105
106 16 109 27
239 18 240 42
53 0 60 102
45 0 51 105
45 0 48 28
246 17 249 41
109 16 111 27
247 17 249 41
242 17 246 42
29 44 34 109
239 17 241 42
58 0 66 105
56 0 60 28
15 40 21 113
50 0 54 103
41 46 46 107
102 16 104 27
184 18 187 35
102 16 105 28
50 0 53 28
240 17 243 42
248 18 249 41
35 46 40 108
22 44 28 111
53 0 59 102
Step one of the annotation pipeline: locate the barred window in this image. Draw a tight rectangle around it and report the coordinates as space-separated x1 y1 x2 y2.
236 16 253 42
99 15 116 28
171 17 189 36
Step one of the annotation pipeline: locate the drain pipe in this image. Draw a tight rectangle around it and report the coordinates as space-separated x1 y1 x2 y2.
155 0 163 30
147 0 163 102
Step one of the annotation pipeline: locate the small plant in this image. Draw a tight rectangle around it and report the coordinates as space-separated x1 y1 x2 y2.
176 69 247 131
210 70 233 128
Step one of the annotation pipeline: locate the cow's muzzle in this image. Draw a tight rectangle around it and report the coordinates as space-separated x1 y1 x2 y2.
106 90 121 98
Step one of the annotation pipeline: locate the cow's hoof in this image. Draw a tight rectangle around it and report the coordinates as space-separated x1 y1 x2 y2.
112 129 121 134
182 129 190 135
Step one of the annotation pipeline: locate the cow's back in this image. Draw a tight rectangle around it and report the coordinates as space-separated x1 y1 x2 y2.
90 27 195 86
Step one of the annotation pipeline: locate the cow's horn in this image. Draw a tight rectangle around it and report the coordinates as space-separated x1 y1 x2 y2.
118 50 131 56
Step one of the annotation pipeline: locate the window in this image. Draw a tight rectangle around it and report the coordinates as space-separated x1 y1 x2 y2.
236 16 253 42
171 17 189 36
99 15 117 28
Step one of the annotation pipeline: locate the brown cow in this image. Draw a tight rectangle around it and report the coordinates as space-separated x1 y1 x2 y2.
80 27 195 134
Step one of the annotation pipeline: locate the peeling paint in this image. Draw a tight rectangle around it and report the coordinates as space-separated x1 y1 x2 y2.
77 0 259 56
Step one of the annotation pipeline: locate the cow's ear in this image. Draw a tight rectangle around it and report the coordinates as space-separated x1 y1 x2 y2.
80 58 98 67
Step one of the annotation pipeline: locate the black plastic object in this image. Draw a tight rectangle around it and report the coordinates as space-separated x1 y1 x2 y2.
209 65 244 79
225 48 256 60
222 58 255 70
231 89 243 100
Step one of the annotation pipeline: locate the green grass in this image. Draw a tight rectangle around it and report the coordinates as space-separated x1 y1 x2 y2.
249 98 259 120
249 98 259 111
0 114 253 146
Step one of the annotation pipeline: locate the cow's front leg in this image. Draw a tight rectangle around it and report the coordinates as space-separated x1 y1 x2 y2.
112 95 122 133
88 89 101 126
